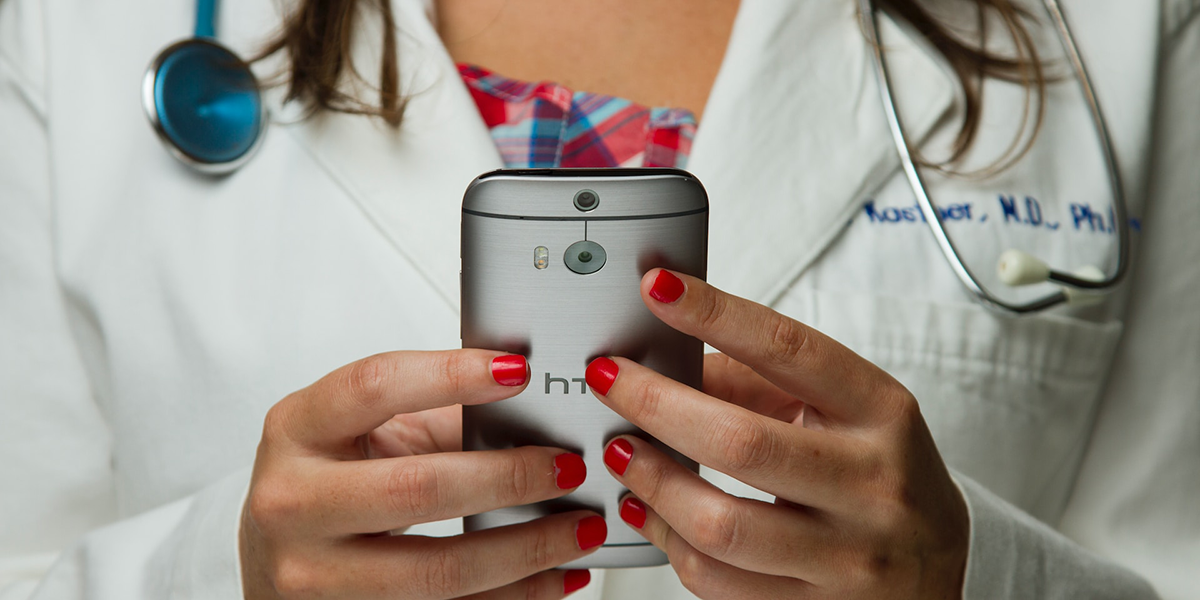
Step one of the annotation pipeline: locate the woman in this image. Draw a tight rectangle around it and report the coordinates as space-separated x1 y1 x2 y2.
1 0 1197 598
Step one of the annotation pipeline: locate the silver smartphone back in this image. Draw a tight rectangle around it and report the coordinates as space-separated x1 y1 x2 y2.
460 168 708 569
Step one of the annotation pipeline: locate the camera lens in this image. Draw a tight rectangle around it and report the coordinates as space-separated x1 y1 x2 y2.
573 189 599 212
564 241 606 274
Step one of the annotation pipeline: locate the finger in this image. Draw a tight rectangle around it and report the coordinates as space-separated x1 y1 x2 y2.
277 350 530 451
588 356 860 506
606 436 833 580
341 511 606 600
642 269 900 425
301 446 588 535
365 405 463 458
625 496 815 600
702 353 805 424
457 569 591 600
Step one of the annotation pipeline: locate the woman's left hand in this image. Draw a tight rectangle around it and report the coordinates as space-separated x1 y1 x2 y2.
586 269 969 600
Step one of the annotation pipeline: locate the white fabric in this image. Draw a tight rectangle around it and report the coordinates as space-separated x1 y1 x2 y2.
1 0 1197 598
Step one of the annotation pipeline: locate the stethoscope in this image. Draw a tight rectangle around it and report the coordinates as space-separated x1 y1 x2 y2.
144 0 1129 314
859 0 1130 314
143 0 266 174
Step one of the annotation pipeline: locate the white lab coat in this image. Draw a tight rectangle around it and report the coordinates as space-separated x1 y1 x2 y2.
1 0 1197 598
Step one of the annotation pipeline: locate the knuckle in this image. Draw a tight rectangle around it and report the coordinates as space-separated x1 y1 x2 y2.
712 415 776 474
894 390 924 428
873 376 916 424
261 401 295 446
246 480 303 532
872 380 923 428
636 451 674 506
707 352 736 370
623 376 664 424
270 555 324 598
419 546 468 598
842 545 898 589
345 353 391 410
693 288 727 332
690 498 743 560
672 546 716 598
882 480 922 527
524 579 542 600
439 351 472 398
765 317 810 367
501 452 535 505
857 451 891 495
861 469 919 534
522 526 556 572
387 460 441 522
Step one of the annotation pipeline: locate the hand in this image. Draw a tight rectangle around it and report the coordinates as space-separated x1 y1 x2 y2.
586 270 969 599
240 350 604 599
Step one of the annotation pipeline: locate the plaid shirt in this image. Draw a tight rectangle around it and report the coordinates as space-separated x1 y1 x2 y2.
459 64 696 169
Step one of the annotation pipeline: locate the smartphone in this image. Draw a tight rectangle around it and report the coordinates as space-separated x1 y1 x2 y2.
460 168 708 569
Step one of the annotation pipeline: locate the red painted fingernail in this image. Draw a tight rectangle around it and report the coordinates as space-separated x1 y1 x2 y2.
620 497 647 529
491 355 528 386
649 270 686 304
575 516 607 550
554 453 587 489
585 357 618 395
604 438 634 476
563 569 591 595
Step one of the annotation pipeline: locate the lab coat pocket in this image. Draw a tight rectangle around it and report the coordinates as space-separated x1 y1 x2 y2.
775 288 1123 524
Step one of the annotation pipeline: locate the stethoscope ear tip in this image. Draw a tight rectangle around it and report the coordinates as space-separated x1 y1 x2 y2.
1062 265 1106 306
998 251 1107 306
997 249 1051 287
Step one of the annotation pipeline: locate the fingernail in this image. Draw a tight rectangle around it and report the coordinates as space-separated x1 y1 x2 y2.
575 515 607 550
563 569 591 595
554 453 587 489
604 438 634 476
620 497 647 529
491 355 528 386
649 270 686 304
585 357 618 395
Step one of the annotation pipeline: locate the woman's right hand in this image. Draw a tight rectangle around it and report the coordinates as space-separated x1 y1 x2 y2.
239 350 605 599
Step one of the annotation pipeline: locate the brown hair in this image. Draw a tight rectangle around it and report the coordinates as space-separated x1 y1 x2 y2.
257 0 1047 173
875 0 1047 174
257 0 405 126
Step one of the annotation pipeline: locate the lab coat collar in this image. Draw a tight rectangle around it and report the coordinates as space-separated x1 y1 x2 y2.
689 1 955 305
253 0 503 311
267 0 954 310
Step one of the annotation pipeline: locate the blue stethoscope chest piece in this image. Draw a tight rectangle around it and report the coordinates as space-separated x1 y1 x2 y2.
143 0 265 174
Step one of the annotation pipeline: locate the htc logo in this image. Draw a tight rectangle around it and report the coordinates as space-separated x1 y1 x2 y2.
545 373 588 394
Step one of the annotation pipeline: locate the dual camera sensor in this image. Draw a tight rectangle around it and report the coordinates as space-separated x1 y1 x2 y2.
537 190 605 274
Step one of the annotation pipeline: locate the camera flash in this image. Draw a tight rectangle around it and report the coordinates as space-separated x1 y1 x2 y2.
534 246 549 269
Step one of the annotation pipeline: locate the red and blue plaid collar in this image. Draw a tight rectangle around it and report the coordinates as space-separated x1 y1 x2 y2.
459 63 696 169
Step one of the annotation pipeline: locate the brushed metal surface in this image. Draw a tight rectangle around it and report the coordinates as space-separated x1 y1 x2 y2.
463 169 708 219
461 170 708 569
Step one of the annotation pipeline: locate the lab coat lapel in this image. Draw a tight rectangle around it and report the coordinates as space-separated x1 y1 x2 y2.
264 0 502 312
689 1 956 305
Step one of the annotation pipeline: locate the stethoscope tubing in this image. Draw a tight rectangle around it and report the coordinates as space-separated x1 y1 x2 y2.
859 0 1130 314
1039 0 1130 290
195 0 217 38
